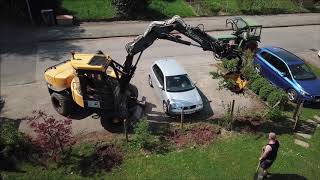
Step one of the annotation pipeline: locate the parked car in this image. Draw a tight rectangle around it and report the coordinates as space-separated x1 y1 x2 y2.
148 59 203 115
253 46 320 103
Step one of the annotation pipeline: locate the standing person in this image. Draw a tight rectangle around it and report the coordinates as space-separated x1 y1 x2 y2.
258 132 280 178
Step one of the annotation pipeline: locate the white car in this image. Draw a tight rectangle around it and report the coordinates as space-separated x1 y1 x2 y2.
148 59 203 115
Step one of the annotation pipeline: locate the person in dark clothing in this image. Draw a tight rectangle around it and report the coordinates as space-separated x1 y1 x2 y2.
259 132 280 177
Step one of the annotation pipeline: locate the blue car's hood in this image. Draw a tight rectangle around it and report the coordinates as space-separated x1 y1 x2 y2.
296 78 320 95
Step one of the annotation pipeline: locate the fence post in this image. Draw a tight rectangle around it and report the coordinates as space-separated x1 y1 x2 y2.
123 119 128 143
181 108 184 129
293 99 304 130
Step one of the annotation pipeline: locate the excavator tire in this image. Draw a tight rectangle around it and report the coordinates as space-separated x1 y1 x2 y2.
51 92 71 116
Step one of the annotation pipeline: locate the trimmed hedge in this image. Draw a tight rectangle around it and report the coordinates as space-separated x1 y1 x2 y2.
267 89 288 108
259 83 274 100
249 77 269 94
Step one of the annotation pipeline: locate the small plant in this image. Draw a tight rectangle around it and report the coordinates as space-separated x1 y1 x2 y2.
267 89 288 109
209 71 222 79
220 101 234 130
131 118 172 153
222 58 239 72
259 83 274 100
131 118 156 150
27 111 75 162
218 78 236 90
265 107 284 122
249 77 269 94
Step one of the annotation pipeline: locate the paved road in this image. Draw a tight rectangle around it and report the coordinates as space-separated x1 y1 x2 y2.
1 25 319 135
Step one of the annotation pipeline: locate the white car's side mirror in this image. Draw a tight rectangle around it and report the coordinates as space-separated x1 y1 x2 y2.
159 84 164 90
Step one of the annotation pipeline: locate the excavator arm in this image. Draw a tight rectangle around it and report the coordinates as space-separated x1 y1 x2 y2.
120 15 242 92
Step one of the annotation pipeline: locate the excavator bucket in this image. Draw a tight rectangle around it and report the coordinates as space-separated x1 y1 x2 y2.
224 72 248 93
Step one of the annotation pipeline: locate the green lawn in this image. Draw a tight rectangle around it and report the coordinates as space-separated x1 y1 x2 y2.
60 0 312 21
61 0 116 21
4 130 320 179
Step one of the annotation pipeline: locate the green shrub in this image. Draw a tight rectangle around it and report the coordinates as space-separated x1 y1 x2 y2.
249 77 268 94
265 107 284 122
267 89 288 108
218 78 236 90
241 64 261 82
259 83 274 100
149 0 196 17
0 121 25 157
210 71 222 79
0 121 34 170
222 59 238 72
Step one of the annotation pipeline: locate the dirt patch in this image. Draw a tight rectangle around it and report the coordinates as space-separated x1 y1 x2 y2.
232 115 264 132
167 123 221 148
75 131 116 144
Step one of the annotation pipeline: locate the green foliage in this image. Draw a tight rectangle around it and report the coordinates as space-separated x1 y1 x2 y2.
241 50 261 82
267 88 288 108
218 78 236 90
222 59 238 72
202 0 308 15
259 83 274 100
113 0 149 18
249 77 268 94
0 121 25 157
209 71 222 79
265 107 284 122
131 118 172 153
149 0 196 17
62 0 116 20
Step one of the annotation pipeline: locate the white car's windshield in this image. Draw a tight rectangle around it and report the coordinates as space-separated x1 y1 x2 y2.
166 74 194 92
289 64 316 80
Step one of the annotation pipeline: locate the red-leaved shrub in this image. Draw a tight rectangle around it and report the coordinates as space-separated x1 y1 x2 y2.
27 111 75 161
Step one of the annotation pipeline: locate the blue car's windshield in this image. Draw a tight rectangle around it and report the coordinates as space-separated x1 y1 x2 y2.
166 74 194 92
289 64 316 80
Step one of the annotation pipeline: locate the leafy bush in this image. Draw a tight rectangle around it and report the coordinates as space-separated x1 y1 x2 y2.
241 64 261 82
265 107 284 122
218 78 236 90
222 58 239 72
0 121 34 170
259 83 274 100
113 0 149 18
131 118 172 153
0 122 34 158
267 89 288 108
249 77 269 94
131 118 155 150
27 111 75 162
210 71 222 79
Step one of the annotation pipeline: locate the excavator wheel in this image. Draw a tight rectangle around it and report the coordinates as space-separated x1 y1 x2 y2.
51 92 71 116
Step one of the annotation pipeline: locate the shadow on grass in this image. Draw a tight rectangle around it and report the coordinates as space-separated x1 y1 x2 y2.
268 173 308 180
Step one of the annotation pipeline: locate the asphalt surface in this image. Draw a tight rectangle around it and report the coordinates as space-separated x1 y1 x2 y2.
1 25 319 135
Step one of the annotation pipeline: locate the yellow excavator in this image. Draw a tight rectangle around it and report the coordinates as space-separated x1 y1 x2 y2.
44 15 247 125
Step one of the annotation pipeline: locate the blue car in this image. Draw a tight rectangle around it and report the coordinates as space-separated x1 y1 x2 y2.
253 46 320 103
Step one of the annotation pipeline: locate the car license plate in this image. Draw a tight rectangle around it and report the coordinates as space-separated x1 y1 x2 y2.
184 110 195 114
